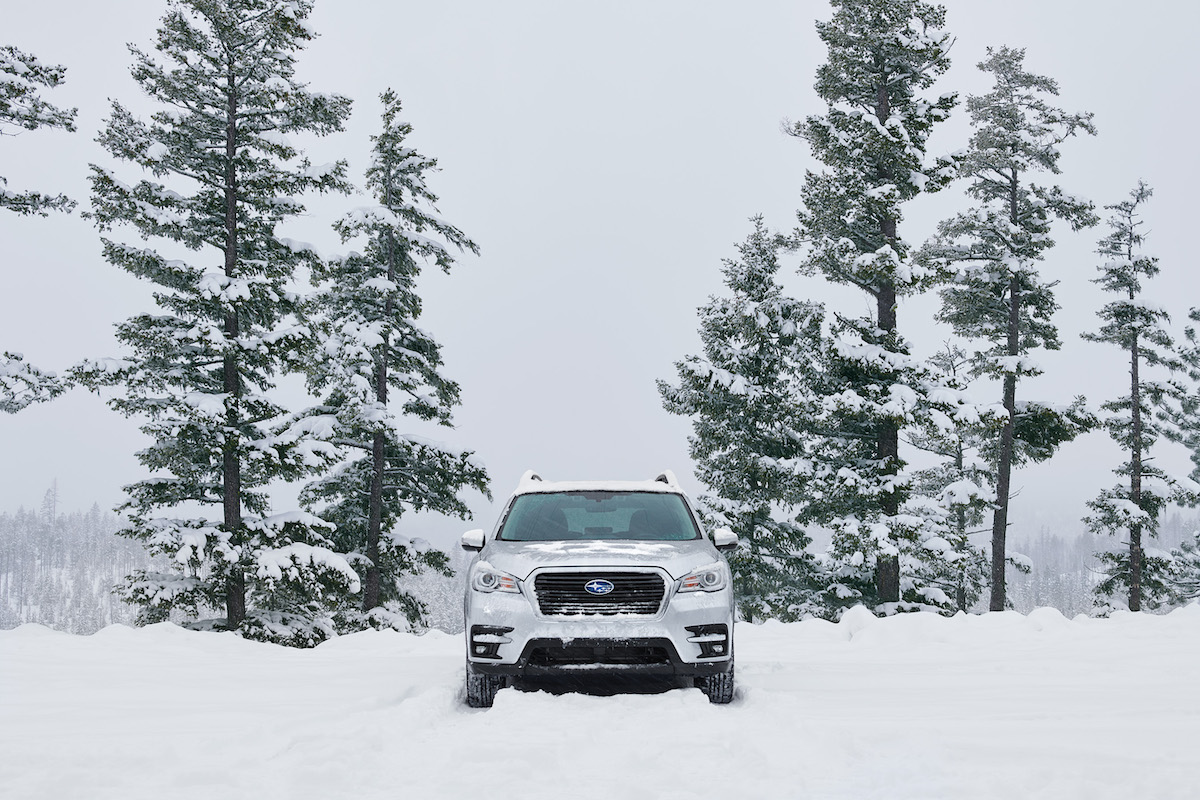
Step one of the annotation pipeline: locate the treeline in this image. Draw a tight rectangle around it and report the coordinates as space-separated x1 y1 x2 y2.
5 494 1194 633
7 0 1200 641
1008 515 1198 616
0 498 144 632
1 2 486 646
660 0 1200 621
0 487 475 635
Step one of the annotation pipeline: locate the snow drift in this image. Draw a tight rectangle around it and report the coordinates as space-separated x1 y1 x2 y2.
3 606 1198 799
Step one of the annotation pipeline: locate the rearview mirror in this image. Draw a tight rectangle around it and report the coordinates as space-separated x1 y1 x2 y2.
461 529 485 551
712 527 739 552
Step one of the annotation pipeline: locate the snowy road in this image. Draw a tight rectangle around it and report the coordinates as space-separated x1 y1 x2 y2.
3 607 1198 799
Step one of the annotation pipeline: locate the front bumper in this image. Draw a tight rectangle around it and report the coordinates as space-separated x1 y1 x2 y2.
469 636 733 678
464 569 734 677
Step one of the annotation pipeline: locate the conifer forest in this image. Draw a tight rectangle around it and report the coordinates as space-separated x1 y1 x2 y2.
5 0 1200 642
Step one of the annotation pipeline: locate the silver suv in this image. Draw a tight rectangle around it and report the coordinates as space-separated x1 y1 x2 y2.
461 470 738 707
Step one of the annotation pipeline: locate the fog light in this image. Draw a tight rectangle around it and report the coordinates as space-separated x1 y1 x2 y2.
685 624 729 659
470 625 514 660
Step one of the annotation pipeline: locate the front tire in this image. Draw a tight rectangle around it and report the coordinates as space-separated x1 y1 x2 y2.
465 665 504 708
696 663 734 704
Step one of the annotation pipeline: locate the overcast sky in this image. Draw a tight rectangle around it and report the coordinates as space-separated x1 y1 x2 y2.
2 0 1198 548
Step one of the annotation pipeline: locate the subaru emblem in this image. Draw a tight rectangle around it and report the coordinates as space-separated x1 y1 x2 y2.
584 579 615 595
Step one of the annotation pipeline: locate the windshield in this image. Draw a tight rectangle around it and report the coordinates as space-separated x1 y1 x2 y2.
497 491 701 542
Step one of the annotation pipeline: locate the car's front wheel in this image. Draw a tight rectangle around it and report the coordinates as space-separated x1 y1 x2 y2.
696 663 734 704
465 664 504 708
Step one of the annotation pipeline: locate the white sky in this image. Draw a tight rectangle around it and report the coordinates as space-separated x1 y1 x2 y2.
2 0 1198 548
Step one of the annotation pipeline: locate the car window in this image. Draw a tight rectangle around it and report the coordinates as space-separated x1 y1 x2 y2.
497 492 700 541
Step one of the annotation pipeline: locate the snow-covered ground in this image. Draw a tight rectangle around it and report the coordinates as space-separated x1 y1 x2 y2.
3 607 1198 800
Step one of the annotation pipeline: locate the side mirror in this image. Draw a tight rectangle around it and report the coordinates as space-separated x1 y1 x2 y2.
712 527 739 552
461 529 485 551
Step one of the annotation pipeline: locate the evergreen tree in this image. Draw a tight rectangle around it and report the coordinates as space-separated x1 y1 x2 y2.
1093 547 1174 614
1167 530 1200 605
904 344 994 611
300 90 490 632
788 0 958 606
1160 312 1200 606
925 47 1098 610
1081 182 1192 611
659 217 826 621
1170 311 1200 475
0 45 76 216
72 0 356 646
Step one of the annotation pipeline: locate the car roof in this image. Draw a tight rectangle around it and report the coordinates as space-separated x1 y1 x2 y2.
511 469 684 497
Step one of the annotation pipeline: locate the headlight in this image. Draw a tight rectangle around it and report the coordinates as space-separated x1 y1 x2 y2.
678 562 727 593
471 562 520 593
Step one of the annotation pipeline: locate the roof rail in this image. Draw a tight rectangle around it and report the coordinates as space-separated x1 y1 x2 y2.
654 470 680 489
516 469 543 493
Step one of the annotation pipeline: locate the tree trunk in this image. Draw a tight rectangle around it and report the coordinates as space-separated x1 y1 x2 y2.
222 64 245 629
989 173 1024 613
869 72 901 605
989 274 1020 612
1129 326 1143 611
364 429 384 611
955 445 968 613
876 278 901 603
363 167 397 614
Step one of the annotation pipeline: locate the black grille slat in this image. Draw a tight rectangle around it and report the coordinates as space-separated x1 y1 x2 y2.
528 644 671 666
534 571 665 616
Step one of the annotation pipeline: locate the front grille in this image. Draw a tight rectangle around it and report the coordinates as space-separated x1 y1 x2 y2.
533 571 665 616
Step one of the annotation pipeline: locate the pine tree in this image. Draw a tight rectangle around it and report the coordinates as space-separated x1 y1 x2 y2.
1160 311 1200 606
926 47 1098 610
788 0 958 606
1081 183 1192 611
1167 530 1200 605
904 344 994 611
300 90 490 632
40 481 58 526
659 217 826 621
1170 310 1200 474
0 45 76 216
72 0 357 645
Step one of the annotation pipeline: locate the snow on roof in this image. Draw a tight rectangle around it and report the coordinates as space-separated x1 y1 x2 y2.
512 469 683 496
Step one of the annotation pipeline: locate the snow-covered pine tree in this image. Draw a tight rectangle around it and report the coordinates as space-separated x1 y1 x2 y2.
788 0 958 606
1081 182 1193 612
300 90 490 632
926 46 1098 611
659 217 826 621
1159 311 1200 606
904 344 994 611
0 45 76 216
72 0 357 646
1167 529 1200 605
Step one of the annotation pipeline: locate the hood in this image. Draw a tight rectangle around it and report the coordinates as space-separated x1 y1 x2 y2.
483 538 719 581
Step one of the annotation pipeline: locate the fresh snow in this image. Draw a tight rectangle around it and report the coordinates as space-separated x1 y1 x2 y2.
3 608 1199 799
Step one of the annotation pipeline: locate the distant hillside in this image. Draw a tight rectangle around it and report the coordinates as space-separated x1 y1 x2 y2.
0 499 147 633
0 488 469 634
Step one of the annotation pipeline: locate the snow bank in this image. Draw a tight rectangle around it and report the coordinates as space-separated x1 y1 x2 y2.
2 608 1199 799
